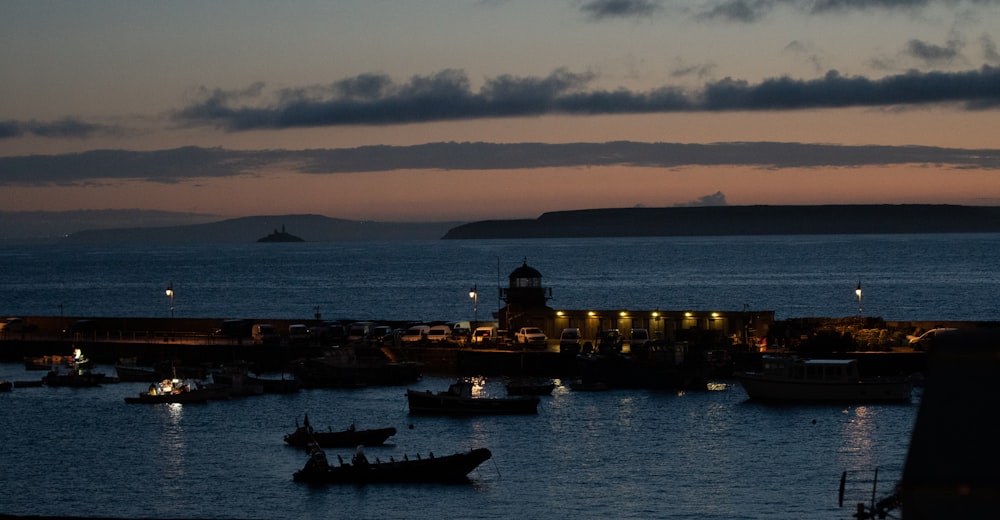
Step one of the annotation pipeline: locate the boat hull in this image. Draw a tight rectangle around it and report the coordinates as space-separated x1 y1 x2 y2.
293 448 492 484
284 426 397 448
406 389 539 415
736 375 913 402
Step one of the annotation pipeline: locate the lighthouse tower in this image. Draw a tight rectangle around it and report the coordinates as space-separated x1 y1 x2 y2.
499 259 552 331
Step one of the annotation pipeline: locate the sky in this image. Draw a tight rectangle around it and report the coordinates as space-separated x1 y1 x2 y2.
2 0 1000 223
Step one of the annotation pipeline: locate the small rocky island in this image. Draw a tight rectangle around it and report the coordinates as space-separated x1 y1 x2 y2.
257 225 304 243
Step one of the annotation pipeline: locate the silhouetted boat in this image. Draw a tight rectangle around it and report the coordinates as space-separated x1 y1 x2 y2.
293 444 492 484
735 355 913 402
292 345 420 388
0 380 11 392
43 366 117 387
407 380 539 415
283 414 396 448
257 225 304 242
505 380 555 396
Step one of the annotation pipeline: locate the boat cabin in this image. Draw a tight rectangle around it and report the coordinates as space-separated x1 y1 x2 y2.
762 356 861 382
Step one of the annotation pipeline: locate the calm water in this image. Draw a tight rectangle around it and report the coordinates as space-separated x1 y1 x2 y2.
2 234 1000 321
0 234 991 518
0 368 917 520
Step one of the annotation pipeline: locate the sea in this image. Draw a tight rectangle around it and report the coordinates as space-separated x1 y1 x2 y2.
1 233 998 519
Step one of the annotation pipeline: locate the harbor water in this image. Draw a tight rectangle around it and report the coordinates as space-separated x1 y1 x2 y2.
1 233 996 519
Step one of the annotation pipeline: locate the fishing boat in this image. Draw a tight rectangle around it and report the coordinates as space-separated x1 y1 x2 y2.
124 378 228 404
406 380 539 415
293 443 492 484
735 355 913 403
283 414 396 448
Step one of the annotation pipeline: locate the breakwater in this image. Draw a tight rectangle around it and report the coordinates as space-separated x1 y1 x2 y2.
0 315 945 377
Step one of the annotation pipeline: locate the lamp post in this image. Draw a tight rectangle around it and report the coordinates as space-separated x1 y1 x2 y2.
165 282 175 319
469 285 478 325
855 280 862 316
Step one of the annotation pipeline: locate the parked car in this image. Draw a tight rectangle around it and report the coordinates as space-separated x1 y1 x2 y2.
908 327 958 350
597 328 623 353
0 317 25 334
288 324 309 345
370 325 395 345
471 326 497 345
252 323 281 345
401 325 430 344
559 327 582 354
630 328 650 348
426 325 453 343
515 327 548 348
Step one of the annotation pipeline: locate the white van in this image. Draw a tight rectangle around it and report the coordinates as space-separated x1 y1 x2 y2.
426 325 453 342
471 326 497 345
401 325 430 343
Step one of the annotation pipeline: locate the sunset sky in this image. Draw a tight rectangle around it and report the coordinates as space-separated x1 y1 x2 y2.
2 0 1000 223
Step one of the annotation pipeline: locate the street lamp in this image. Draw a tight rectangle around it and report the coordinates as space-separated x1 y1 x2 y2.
165 282 175 319
469 285 478 325
855 280 862 316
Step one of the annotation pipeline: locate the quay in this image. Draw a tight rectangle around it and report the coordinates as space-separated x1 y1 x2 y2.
0 313 974 378
2 262 991 377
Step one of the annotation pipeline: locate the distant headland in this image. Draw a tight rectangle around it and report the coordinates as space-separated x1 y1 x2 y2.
442 204 1000 239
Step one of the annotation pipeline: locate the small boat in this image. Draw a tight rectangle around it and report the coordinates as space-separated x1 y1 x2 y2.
505 380 555 396
406 380 539 415
293 444 492 484
42 366 117 387
124 378 228 404
283 415 396 448
0 380 12 392
735 355 913 403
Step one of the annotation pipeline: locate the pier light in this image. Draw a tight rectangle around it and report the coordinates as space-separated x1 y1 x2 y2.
651 311 659 318
165 282 175 319
711 312 720 318
619 311 627 317
469 285 478 323
556 311 564 317
684 312 693 317
855 280 863 315
588 311 596 317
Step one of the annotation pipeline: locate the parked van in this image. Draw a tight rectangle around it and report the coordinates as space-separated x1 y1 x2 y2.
252 323 280 345
471 326 497 345
401 325 430 343
559 328 581 354
348 322 374 343
288 324 309 345
426 325 453 343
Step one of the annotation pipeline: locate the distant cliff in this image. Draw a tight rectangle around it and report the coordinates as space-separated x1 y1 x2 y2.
442 205 1000 239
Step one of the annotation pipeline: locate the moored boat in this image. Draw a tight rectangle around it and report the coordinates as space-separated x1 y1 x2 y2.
735 355 914 403
505 380 555 396
124 378 229 404
407 380 539 415
293 444 492 484
283 414 396 448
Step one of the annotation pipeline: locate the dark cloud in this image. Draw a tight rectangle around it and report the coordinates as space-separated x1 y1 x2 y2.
169 66 1000 131
2 142 998 187
696 0 776 22
904 35 965 66
692 1 1000 21
0 146 282 185
0 118 119 139
580 0 663 20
